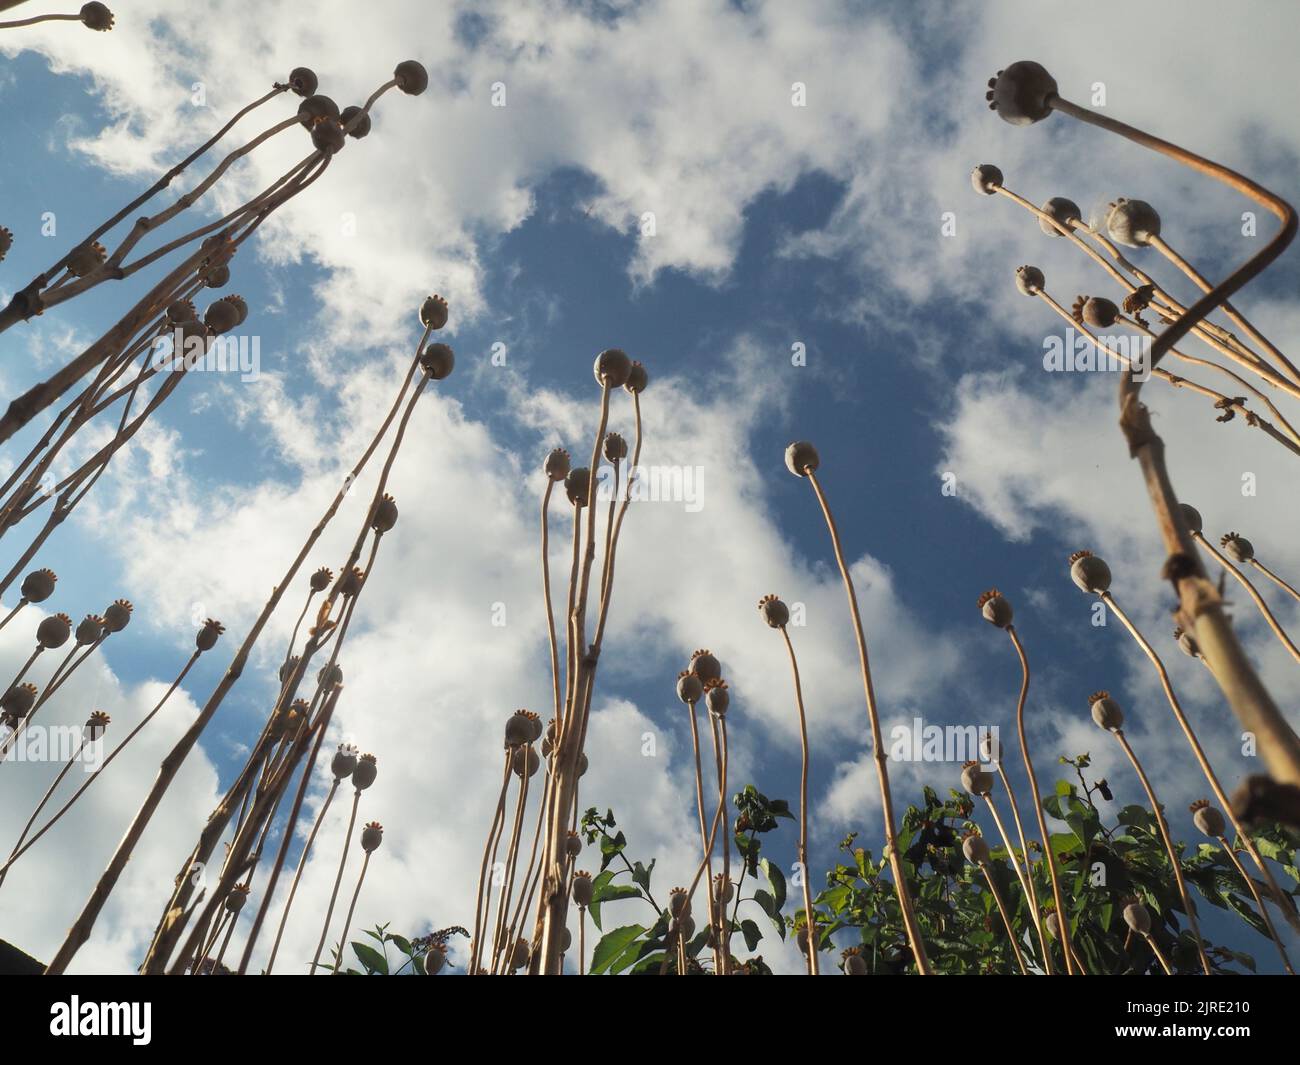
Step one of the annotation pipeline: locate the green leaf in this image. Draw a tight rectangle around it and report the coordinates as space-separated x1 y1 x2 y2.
761 857 787 912
351 941 388 975
632 859 655 895
588 869 615 931
740 919 762 951
390 934 413 957
599 830 627 872
590 924 645 975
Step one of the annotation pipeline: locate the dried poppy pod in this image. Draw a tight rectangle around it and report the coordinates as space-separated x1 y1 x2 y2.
203 299 240 335
758 593 789 629
339 105 372 139
977 588 1013 628
1220 532 1254 563
1105 198 1161 248
592 348 632 388
20 568 57 604
1044 910 1061 939
704 679 729 717
576 752 589 777
564 467 591 507
0 225 11 262
339 567 365 597
512 745 541 778
1038 196 1080 235
970 163 1003 195
419 341 455 380
311 118 346 155
1189 799 1225 838
273 700 307 739
960 760 993 796
225 883 250 914
676 669 703 705
1073 295 1120 329
842 948 868 975
419 294 449 331
1173 626 1201 658
1089 690 1124 731
565 831 582 859
1 683 38 720
79 3 114 30
195 618 224 652
1069 550 1112 594
624 360 648 394
961 832 991 865
571 870 594 907
543 448 570 482
67 241 107 278
74 614 105 645
352 753 378 790
784 440 819 477
1178 503 1203 534
371 493 399 533
603 432 628 462
425 941 447 974
394 60 429 96
331 743 359 779
361 821 384 853
204 264 231 288
541 717 558 756
297 94 340 129
102 598 132 633
279 656 300 683
288 67 318 97
986 61 1057 124
1014 264 1044 296
504 709 539 747
1121 897 1151 935
668 887 690 919
318 663 343 687
713 873 734 906
37 612 73 649
689 649 721 683
217 294 248 327
166 298 196 324
83 709 111 741
309 566 333 592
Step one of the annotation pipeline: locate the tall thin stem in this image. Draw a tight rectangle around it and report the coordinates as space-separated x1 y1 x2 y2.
779 626 819 976
309 789 360 974
803 469 929 974
979 860 1028 975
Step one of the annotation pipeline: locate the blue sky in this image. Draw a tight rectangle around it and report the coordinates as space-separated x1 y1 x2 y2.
1 0 1298 974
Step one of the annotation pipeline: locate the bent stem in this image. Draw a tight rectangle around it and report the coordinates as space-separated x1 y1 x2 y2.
1005 625 1075 975
1111 730 1212 975
804 469 929 974
779 625 819 976
1250 558 1300 605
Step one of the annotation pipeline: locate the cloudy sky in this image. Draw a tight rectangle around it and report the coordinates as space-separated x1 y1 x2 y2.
1 0 1298 975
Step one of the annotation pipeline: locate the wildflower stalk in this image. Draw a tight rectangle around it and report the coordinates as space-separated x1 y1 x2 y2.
329 850 374 975
1098 589 1299 930
471 752 513 975
779 626 819 975
1190 531 1300 664
1004 625 1076 974
310 787 361 974
258 775 338 972
1109 727 1212 974
1215 836 1295 975
800 466 930 974
684 695 720 971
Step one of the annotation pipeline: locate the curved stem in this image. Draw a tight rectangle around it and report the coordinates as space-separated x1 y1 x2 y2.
264 778 340 974
804 469 929 974
1217 836 1295 975
983 792 1049 970
1193 533 1300 664
979 860 1028 974
1251 559 1300 605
